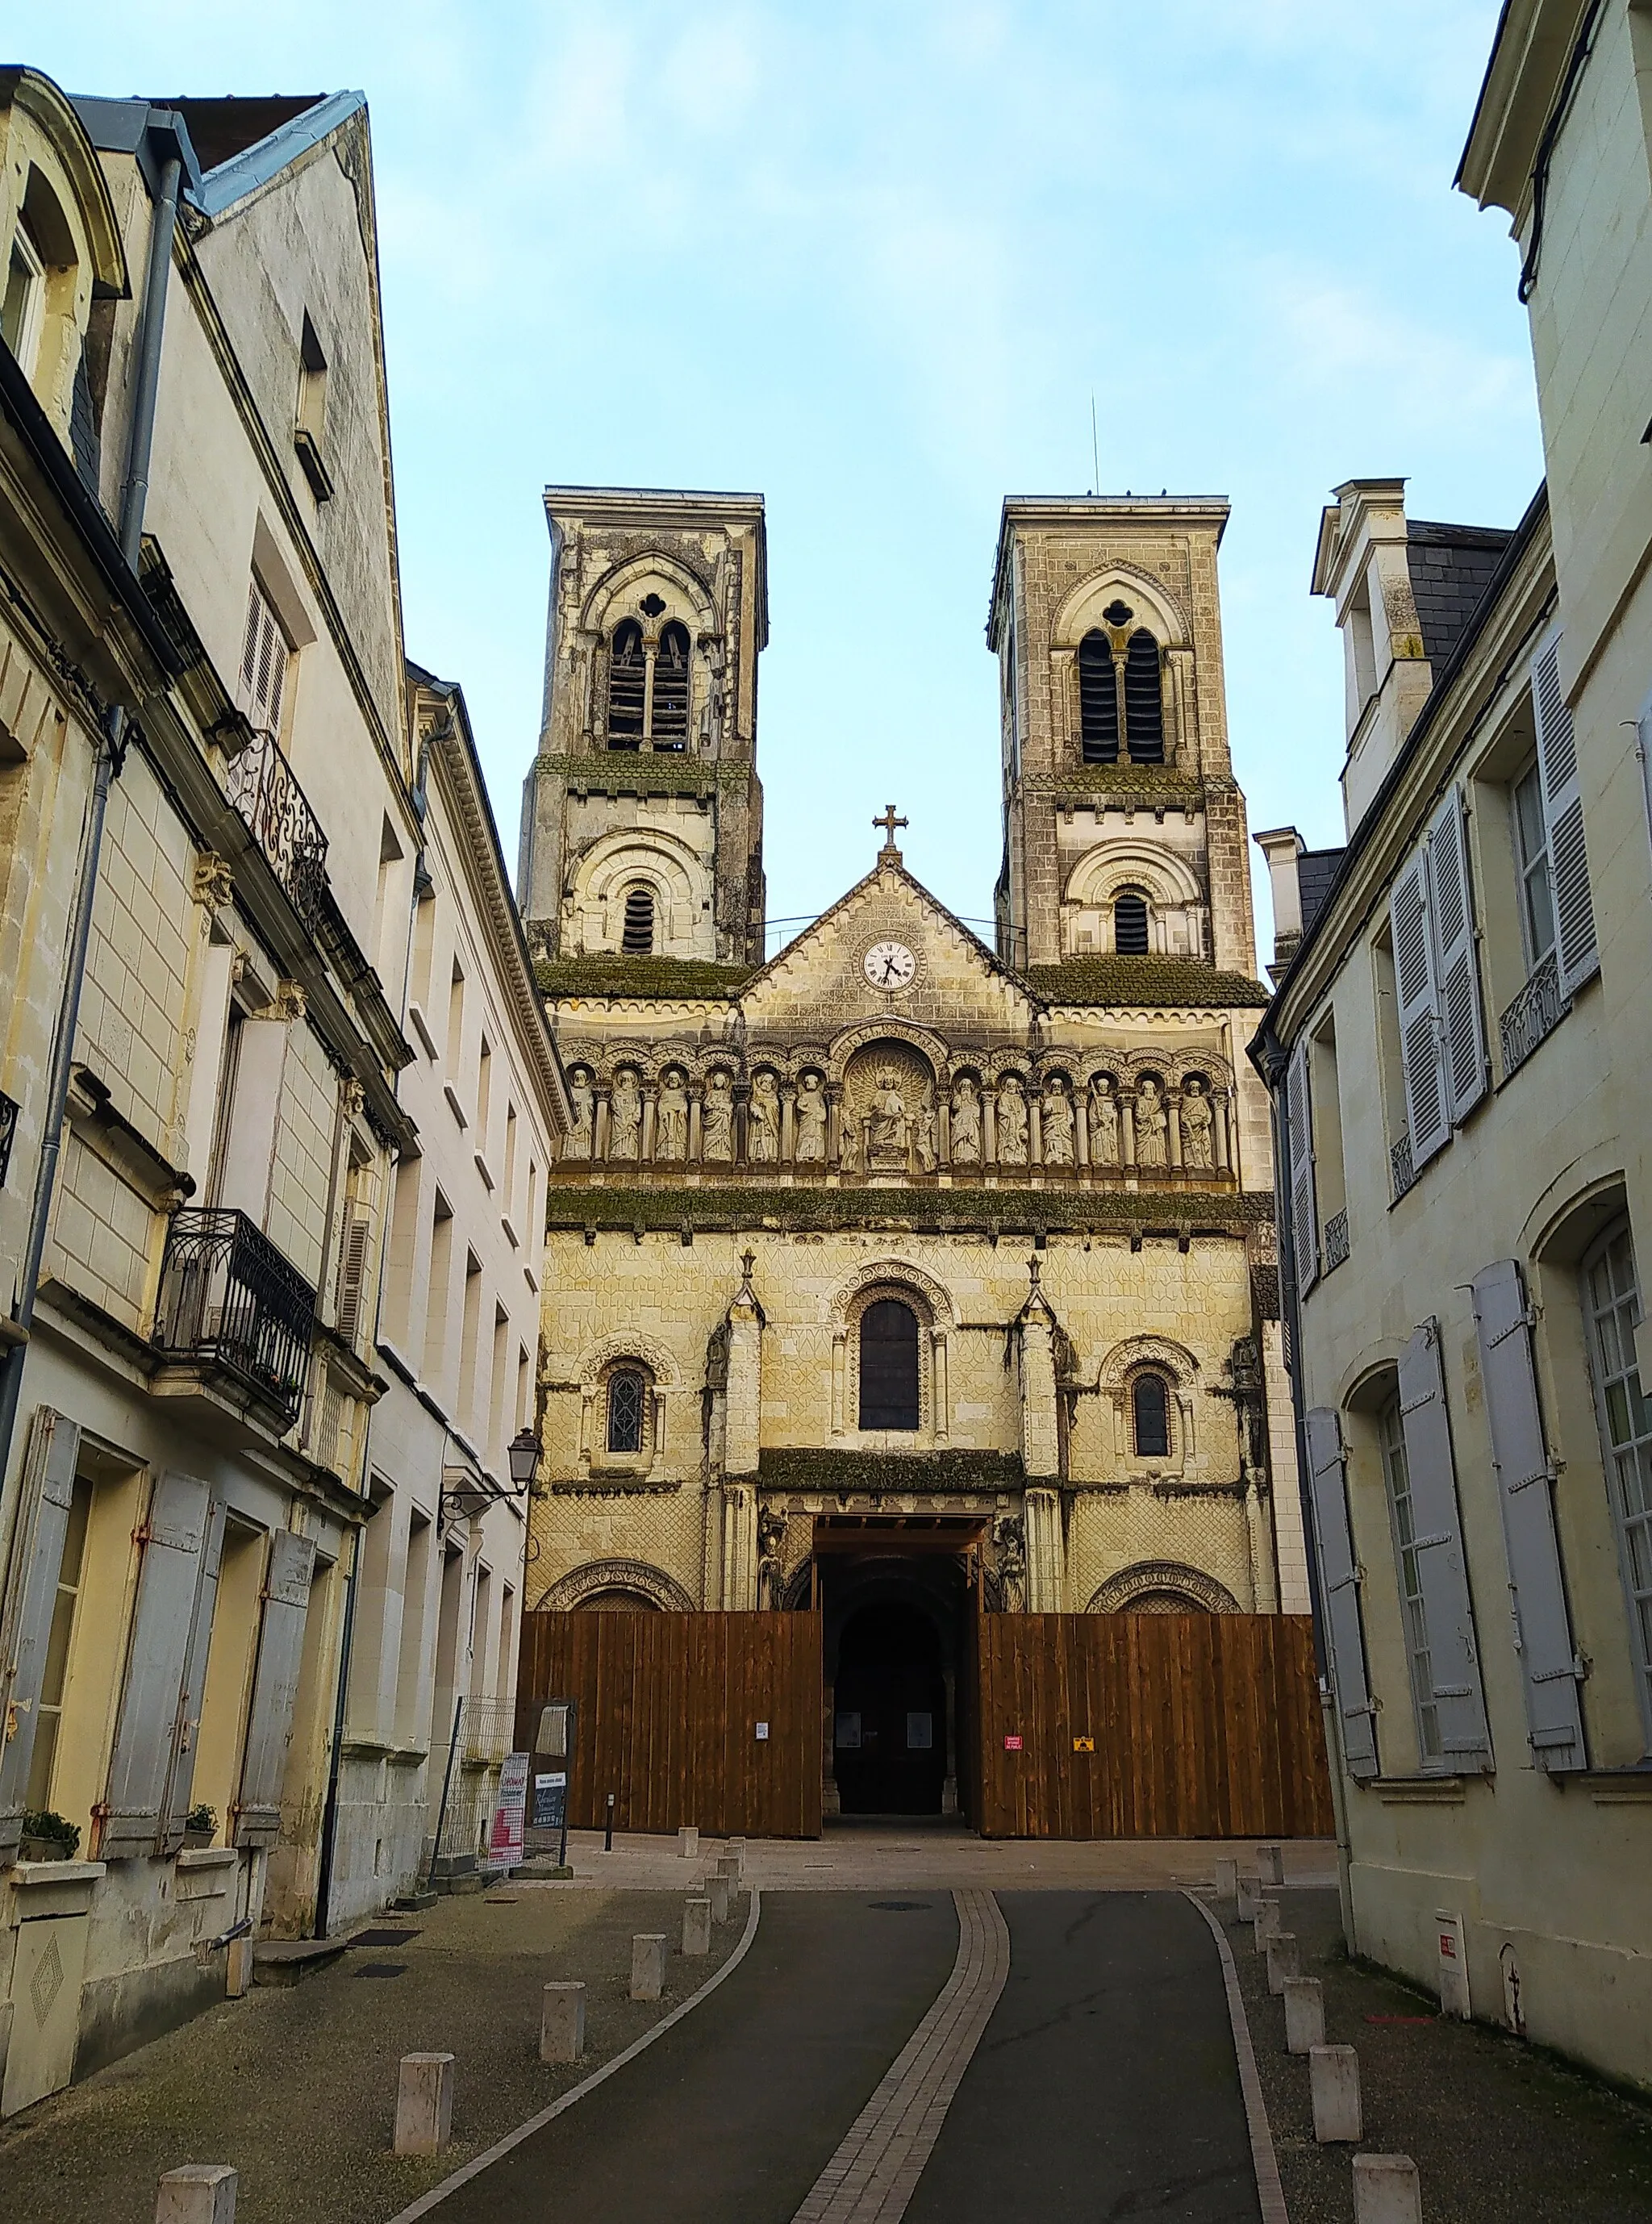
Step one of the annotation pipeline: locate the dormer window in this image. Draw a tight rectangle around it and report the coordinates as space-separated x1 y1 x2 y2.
2 219 45 382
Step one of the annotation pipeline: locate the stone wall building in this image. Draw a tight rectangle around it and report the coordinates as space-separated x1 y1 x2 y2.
523 486 1307 1818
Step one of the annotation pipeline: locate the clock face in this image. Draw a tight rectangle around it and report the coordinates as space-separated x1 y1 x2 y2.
864 940 917 991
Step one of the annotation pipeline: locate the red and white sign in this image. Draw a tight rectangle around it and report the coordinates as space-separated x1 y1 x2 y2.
1003 1734 1023 1751
486 1750 529 1867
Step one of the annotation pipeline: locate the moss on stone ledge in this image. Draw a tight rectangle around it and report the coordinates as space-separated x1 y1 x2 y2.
757 1447 1025 1493
543 1182 1272 1237
1020 956 1270 1008
537 957 759 1002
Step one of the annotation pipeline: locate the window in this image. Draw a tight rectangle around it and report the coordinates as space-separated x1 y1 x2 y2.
448 957 465 1070
1512 762 1556 971
1 219 44 381
607 620 646 745
1123 631 1164 762
621 884 656 954
1132 1372 1170 1458
1380 1392 1443 1764
1078 631 1120 762
607 1367 647 1455
294 311 332 501
1583 1222 1652 1731
238 578 289 741
652 622 690 747
1113 891 1150 955
478 1036 493 1139
23 1472 93 1810
859 1300 920 1430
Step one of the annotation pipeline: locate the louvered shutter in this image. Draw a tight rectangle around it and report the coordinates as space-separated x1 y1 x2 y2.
1396 1323 1492 1770
234 1529 316 1848
1531 636 1597 999
1304 1407 1379 1778
334 1211 372 1349
1472 1259 1586 1771
101 1470 218 1859
1390 849 1449 1170
1427 790 1487 1124
1287 1038 1318 1296
160 1488 227 1853
239 580 286 740
0 1409 81 1861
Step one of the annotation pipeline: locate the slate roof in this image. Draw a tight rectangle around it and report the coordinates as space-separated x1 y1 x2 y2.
1296 849 1345 939
1406 520 1514 667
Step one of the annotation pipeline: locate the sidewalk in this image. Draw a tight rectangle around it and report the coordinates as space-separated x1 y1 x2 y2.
0 1885 747 2224
1222 1887 1652 2222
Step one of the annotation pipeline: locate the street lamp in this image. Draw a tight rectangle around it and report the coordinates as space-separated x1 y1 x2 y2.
507 1427 543 1494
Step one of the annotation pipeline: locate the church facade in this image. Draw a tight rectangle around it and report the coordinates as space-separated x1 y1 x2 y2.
518 486 1308 1812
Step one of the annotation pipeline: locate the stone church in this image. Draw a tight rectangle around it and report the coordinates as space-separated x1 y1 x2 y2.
518 486 1308 1814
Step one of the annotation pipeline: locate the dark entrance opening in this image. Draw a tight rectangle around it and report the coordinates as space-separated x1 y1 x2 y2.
832 1600 948 1815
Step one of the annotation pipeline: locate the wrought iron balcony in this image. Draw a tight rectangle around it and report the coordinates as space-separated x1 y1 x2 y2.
0 1087 16 1189
1321 1208 1350 1273
223 728 327 928
1499 952 1566 1080
1390 1129 1416 1203
154 1208 316 1428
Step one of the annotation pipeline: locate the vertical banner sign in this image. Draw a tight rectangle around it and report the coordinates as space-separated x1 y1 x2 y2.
486 1750 530 1869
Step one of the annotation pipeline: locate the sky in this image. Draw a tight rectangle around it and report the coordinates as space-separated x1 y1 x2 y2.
34 2 1544 957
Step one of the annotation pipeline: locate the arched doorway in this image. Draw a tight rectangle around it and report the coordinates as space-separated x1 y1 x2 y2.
832 1600 948 1815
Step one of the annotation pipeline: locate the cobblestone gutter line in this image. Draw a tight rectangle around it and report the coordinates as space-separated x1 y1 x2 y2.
384 1888 765 2224
791 1889 1011 2224
1183 1889 1290 2224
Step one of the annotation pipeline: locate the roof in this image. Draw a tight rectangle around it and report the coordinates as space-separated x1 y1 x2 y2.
1406 521 1516 666
1021 956 1270 1009
537 956 759 1003
69 89 364 219
1295 849 1345 941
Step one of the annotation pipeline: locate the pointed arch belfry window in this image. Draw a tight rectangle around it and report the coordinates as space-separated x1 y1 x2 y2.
1124 629 1164 762
651 622 690 748
1078 630 1120 763
607 620 645 745
605 605 694 752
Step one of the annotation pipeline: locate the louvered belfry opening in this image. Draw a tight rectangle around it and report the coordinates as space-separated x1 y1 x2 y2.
859 1300 920 1431
607 619 646 745
621 884 656 954
1078 629 1120 762
1123 629 1164 762
651 621 690 748
1114 891 1150 955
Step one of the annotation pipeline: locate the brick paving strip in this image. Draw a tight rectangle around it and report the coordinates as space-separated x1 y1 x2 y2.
1182 1888 1289 2224
791 1889 1011 2224
382 1888 766 2224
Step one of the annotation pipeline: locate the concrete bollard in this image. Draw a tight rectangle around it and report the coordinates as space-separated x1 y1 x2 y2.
631 1932 666 2001
1266 1933 1301 1995
682 1896 711 1957
540 1980 586 2064
1283 1976 1325 2055
678 1825 699 1858
707 1871 732 1923
1353 2154 1423 2223
1213 1857 1238 1909
394 2053 454 2156
225 1934 253 2000
717 1849 741 1884
1257 1842 1285 1887
156 2165 237 2224
1310 2044 1363 2143
1236 1874 1261 1922
1253 1900 1282 1953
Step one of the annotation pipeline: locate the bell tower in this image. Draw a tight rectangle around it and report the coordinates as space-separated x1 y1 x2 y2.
987 496 1257 977
519 487 768 965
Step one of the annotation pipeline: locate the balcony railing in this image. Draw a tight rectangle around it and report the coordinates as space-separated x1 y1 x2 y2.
223 728 327 928
1390 1130 1416 1203
1499 952 1566 1080
154 1208 316 1427
0 1087 16 1189
1321 1208 1350 1273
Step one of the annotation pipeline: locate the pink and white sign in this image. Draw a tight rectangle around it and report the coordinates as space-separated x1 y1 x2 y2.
486 1750 530 1867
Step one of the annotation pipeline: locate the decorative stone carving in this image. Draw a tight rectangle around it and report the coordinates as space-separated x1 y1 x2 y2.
757 1504 787 1609
1136 1077 1168 1168
993 1512 1027 1612
866 1066 911 1169
565 1066 594 1160
950 1076 982 1163
997 1077 1028 1166
609 1070 641 1159
340 1079 366 1121
703 1071 734 1162
1091 1074 1120 1163
191 852 234 908
841 1042 933 1174
795 1073 827 1162
1180 1076 1214 1170
913 1093 937 1173
748 1072 779 1163
1041 1079 1074 1166
273 980 307 1024
657 1069 688 1160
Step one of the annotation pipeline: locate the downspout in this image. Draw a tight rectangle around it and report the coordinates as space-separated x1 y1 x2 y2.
0 144 183 1517
1254 1017 1357 1942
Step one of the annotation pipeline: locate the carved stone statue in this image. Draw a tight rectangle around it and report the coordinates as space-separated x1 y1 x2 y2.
913 1094 937 1173
997 1076 1028 1166
1136 1077 1168 1169
1091 1074 1119 1164
757 1504 787 1609
866 1066 911 1169
748 1072 779 1163
1181 1076 1214 1170
703 1072 734 1162
1041 1079 1074 1166
565 1067 594 1160
950 1076 982 1164
795 1073 828 1162
657 1070 688 1160
608 1070 641 1159
993 1512 1027 1613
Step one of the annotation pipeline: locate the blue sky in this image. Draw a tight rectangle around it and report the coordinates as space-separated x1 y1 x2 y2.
35 2 1542 954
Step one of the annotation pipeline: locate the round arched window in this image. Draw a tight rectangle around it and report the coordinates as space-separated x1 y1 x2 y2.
1114 891 1150 955
607 1367 648 1454
621 884 656 954
1132 1371 1170 1458
859 1300 920 1431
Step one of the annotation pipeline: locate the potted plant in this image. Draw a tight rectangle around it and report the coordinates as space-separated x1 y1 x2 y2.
182 1803 218 1851
19 1809 80 1862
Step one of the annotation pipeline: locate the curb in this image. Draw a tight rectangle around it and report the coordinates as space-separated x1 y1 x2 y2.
1182 1888 1289 2224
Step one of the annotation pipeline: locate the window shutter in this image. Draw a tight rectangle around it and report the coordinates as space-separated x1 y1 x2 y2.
1287 1038 1318 1296
0 1408 81 1861
100 1470 219 1859
1304 1407 1379 1779
1426 789 1487 1124
161 1489 228 1854
1531 636 1598 999
334 1211 372 1349
1390 849 1449 1170
1396 1323 1492 1769
234 1529 317 1848
239 580 286 740
1471 1258 1586 1772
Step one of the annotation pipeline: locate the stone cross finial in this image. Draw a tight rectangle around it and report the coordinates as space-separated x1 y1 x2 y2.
874 803 908 859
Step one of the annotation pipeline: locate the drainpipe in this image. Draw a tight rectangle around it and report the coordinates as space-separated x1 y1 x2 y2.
0 143 183 1520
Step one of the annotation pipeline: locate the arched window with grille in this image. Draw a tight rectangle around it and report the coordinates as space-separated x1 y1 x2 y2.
607 1367 648 1455
1113 891 1150 955
1123 630 1164 762
1132 1371 1170 1458
1078 630 1120 763
651 621 691 747
621 884 656 954
859 1299 920 1431
607 620 645 746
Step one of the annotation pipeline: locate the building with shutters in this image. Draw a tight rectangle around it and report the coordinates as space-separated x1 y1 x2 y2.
1250 0 1652 2094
